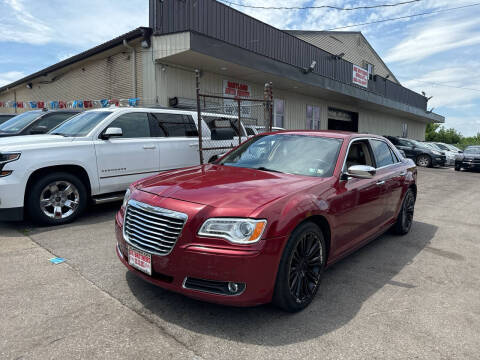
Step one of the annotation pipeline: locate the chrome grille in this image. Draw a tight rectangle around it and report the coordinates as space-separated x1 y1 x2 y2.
123 199 188 256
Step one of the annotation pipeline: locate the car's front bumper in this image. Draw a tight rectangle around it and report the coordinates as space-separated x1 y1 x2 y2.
0 173 27 220
115 198 286 307
431 155 446 166
459 160 480 169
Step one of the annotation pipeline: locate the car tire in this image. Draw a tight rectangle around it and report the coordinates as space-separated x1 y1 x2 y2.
416 154 432 167
272 222 326 312
393 189 415 235
454 164 461 171
27 172 87 226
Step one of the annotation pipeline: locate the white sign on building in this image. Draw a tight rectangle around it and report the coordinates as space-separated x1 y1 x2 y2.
352 65 369 88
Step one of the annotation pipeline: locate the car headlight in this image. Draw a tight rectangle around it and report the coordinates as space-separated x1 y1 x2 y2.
0 153 21 164
198 218 267 244
122 188 132 208
432 150 442 155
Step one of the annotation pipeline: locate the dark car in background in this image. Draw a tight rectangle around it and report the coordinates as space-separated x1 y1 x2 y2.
384 136 446 167
455 146 480 171
0 114 15 125
0 110 80 138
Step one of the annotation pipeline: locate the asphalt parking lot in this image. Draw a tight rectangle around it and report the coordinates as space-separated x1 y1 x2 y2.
1 167 479 359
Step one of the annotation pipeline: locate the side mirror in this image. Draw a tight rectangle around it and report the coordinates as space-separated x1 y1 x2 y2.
346 165 376 179
30 125 48 134
102 127 123 139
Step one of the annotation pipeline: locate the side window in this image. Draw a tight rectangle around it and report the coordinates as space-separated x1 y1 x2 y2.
274 99 285 128
245 127 255 136
371 139 395 168
151 113 198 137
107 112 150 138
32 113 77 132
345 140 374 170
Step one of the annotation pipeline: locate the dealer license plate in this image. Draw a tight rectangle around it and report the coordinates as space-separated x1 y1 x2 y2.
128 246 152 275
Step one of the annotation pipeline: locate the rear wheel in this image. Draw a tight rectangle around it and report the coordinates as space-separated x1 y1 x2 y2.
454 164 461 171
416 154 431 167
27 172 87 226
393 189 415 235
273 222 326 312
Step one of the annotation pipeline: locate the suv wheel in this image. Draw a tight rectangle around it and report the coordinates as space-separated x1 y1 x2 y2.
416 154 432 167
27 172 87 225
273 222 326 312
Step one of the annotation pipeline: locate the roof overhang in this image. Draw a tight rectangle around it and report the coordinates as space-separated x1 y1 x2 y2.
155 32 444 124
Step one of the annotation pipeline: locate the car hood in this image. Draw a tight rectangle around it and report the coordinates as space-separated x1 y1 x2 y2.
464 154 480 160
0 134 74 151
136 164 325 210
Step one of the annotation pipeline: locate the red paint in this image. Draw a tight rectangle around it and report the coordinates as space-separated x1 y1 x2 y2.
116 131 416 306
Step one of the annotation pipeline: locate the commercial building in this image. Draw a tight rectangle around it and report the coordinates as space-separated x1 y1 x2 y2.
0 0 444 139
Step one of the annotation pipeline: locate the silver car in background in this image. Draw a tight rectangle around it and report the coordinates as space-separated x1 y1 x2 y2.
424 142 456 166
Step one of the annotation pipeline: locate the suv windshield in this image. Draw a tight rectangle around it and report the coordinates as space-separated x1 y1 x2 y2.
50 111 112 137
0 111 41 133
464 146 480 154
219 134 342 177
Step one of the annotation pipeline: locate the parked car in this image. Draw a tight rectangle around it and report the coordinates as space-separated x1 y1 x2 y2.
433 142 462 155
115 131 417 312
455 146 480 171
0 114 15 125
0 110 80 137
384 136 446 167
0 108 246 224
423 142 455 166
244 125 285 136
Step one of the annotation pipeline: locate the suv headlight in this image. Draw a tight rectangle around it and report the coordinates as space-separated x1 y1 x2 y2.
431 150 442 155
198 218 267 244
0 153 21 164
122 188 132 208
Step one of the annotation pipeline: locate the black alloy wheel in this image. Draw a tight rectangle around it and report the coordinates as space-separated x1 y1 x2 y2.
273 222 326 312
393 189 415 235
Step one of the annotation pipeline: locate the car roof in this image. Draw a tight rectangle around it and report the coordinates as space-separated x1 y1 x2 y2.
84 107 238 118
258 130 386 140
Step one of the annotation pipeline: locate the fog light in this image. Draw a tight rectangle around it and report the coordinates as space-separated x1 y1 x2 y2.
228 282 239 293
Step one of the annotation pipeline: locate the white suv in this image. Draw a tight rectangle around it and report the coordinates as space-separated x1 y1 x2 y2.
0 107 245 225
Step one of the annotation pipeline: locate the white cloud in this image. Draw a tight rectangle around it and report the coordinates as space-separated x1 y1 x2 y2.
385 19 480 64
0 71 26 87
0 0 148 47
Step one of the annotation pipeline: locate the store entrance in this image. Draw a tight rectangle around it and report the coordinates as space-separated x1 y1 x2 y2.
328 107 358 132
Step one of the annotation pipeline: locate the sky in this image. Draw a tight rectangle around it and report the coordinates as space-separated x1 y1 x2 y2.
1 0 480 136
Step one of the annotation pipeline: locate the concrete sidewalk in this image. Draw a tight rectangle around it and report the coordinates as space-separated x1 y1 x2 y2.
0 224 195 360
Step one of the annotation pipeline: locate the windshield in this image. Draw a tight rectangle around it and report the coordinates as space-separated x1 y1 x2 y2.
425 143 442 151
219 134 342 177
411 139 430 149
464 146 480 154
0 111 41 133
50 111 112 137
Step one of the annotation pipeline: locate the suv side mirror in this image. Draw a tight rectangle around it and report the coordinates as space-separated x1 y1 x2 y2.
30 125 48 134
346 165 376 179
102 127 123 139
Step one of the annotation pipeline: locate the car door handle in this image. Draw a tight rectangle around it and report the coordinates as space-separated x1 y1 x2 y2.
143 145 156 150
376 180 386 186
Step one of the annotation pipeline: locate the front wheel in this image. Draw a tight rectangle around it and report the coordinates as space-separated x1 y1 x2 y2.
454 164 461 171
393 189 415 235
273 222 326 312
416 154 432 167
27 172 87 226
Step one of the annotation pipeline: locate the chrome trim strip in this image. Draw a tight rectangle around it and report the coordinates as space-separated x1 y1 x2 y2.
182 277 246 297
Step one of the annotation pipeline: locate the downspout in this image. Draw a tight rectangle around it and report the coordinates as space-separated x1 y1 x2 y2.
123 39 137 98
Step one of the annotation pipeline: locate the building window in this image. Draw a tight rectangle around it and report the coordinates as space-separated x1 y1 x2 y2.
364 62 374 80
274 99 285 128
402 123 408 137
306 105 321 130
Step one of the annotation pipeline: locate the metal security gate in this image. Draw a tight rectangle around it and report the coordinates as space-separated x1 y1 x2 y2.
195 70 273 164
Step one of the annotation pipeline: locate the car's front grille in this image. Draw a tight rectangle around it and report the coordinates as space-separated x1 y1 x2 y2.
123 199 188 256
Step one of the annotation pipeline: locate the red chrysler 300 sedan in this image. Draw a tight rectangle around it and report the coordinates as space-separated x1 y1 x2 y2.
115 131 417 312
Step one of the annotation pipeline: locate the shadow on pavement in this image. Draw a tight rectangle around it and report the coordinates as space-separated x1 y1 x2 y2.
126 220 438 346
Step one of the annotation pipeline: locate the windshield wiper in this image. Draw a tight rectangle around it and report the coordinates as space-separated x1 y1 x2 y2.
255 166 284 173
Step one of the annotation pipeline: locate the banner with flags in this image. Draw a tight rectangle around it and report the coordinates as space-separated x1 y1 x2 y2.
0 97 143 109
